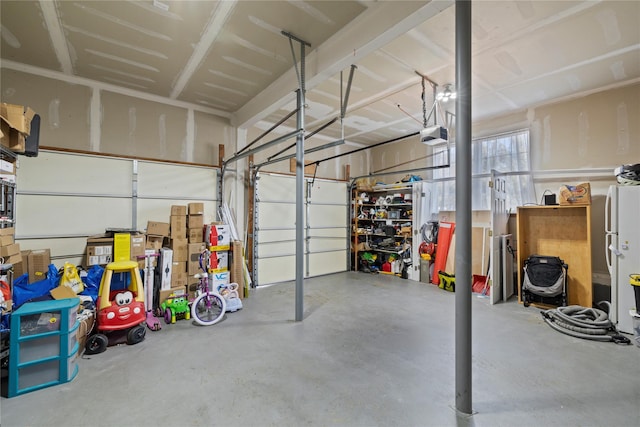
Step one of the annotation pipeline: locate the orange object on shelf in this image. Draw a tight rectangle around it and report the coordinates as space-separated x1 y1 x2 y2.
431 221 455 285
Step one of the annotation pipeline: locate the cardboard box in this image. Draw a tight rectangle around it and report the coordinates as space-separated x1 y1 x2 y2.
206 224 231 251
76 311 95 357
187 274 199 288
169 237 188 262
0 103 35 154
187 227 204 243
171 275 187 289
130 233 146 261
170 215 187 238
0 103 35 135
188 228 203 243
0 235 14 246
230 240 245 299
159 286 187 305
113 233 131 262
0 158 15 174
0 227 14 236
559 182 591 206
50 285 78 300
210 250 229 273
188 242 206 275
86 236 113 267
28 249 50 283
171 205 187 216
171 260 186 273
11 261 24 278
6 253 21 266
159 248 173 291
188 214 204 229
0 118 25 153
0 243 20 258
211 271 230 289
145 235 164 250
14 250 30 276
146 221 170 237
171 263 187 287
188 202 204 215
0 117 11 150
0 173 16 184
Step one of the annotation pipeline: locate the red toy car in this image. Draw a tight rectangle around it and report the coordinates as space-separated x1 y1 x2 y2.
85 261 147 354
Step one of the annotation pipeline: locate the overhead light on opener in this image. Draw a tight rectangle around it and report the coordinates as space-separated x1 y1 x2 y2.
436 84 457 102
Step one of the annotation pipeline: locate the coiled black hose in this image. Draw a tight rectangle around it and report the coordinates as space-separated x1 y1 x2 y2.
541 302 630 344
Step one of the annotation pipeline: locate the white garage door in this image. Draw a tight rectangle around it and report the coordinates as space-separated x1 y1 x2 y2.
16 149 217 266
253 172 348 286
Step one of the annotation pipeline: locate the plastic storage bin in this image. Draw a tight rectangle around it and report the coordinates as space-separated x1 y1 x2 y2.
8 298 80 397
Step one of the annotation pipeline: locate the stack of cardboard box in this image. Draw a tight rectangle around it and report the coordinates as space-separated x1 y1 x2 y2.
145 221 169 251
160 205 188 301
184 203 204 299
0 227 20 313
187 203 204 240
3 229 51 287
187 203 204 239
157 203 215 302
0 228 20 268
0 103 36 154
202 223 232 298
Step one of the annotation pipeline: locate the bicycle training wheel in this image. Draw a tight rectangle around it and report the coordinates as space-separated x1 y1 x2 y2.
191 292 226 326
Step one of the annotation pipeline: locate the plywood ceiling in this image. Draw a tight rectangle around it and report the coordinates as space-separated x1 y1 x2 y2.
1 0 639 148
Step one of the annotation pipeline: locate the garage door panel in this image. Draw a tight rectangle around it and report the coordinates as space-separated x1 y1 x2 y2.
309 238 347 252
308 228 347 238
257 229 296 243
308 251 347 276
18 151 132 195
257 241 296 258
17 195 131 237
257 202 297 229
257 174 296 202
137 161 217 199
15 150 219 265
257 255 296 284
308 204 347 228
309 181 347 204
254 172 348 286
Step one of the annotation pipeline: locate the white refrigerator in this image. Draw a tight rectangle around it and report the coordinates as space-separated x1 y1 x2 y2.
605 185 640 334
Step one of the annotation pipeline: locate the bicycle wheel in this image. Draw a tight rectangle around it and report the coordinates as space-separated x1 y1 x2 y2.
191 291 226 326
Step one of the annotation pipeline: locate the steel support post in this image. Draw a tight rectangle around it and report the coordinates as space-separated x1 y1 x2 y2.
455 0 473 415
295 86 305 321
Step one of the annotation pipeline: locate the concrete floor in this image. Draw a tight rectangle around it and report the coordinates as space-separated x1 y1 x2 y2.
1 271 639 427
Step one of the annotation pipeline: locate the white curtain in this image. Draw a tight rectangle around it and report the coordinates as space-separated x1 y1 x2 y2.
431 129 535 213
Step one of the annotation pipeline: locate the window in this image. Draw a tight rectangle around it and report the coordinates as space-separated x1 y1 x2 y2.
431 129 535 212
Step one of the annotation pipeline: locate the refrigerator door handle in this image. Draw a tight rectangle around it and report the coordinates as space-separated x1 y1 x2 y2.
605 185 613 234
605 185 614 275
606 241 617 276
606 235 611 275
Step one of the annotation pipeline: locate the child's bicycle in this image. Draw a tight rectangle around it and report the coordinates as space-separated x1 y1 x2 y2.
190 249 226 326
